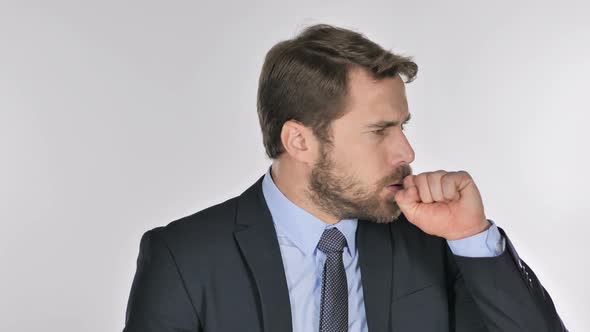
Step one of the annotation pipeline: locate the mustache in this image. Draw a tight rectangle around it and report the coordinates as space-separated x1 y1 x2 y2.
381 164 413 187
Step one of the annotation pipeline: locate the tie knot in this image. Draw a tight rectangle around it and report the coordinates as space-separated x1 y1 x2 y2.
317 228 347 254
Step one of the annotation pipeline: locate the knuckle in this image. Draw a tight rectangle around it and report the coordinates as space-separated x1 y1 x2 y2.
416 173 426 183
458 170 470 177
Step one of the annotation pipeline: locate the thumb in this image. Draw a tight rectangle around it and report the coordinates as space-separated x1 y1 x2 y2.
394 185 420 213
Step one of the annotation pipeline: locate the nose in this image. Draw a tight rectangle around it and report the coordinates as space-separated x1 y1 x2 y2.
391 131 415 166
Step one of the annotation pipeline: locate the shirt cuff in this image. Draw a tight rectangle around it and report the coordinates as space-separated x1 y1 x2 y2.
446 219 505 257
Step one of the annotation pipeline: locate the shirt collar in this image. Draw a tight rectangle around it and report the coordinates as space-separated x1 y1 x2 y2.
261 166 358 257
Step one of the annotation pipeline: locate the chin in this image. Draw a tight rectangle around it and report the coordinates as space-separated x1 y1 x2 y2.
384 202 403 221
368 207 402 224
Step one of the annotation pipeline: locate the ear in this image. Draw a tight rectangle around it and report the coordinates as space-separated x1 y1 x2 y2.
279 120 318 165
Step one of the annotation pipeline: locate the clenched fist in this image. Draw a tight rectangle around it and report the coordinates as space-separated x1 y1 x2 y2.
394 170 490 240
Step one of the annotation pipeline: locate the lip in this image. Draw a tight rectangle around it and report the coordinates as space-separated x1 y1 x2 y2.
386 184 402 193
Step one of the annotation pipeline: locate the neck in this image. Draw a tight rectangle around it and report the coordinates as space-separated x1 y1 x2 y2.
270 159 340 225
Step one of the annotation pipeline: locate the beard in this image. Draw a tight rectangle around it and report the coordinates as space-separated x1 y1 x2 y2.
306 143 413 224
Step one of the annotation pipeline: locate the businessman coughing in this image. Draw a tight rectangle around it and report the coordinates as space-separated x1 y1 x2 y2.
123 24 567 332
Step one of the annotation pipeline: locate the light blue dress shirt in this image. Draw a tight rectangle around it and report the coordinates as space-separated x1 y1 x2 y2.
261 167 504 332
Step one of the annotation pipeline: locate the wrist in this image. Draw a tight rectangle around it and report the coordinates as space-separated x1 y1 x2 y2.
448 218 490 240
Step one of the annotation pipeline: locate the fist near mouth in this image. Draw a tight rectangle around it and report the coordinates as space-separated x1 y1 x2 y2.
394 170 490 241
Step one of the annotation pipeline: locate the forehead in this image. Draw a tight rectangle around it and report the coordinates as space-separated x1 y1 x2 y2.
343 68 409 119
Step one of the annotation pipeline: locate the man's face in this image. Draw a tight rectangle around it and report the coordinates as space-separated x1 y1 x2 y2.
306 69 415 223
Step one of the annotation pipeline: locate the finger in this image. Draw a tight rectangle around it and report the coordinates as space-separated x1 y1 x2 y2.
395 180 420 205
396 175 419 204
394 185 420 217
402 174 416 190
455 170 474 192
427 170 447 202
414 173 433 203
441 172 460 201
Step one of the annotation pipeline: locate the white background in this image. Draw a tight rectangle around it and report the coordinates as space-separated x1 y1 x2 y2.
1 0 588 331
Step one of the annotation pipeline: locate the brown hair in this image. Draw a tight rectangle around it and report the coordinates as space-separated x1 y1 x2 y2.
257 24 418 159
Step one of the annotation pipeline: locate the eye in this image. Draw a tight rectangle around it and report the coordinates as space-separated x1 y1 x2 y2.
372 128 386 136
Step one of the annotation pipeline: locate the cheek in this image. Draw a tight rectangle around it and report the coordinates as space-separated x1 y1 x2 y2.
332 137 390 179
335 147 386 184
353 144 390 169
357 147 393 188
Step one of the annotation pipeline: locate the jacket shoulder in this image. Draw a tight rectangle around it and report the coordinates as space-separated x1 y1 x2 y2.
146 195 240 253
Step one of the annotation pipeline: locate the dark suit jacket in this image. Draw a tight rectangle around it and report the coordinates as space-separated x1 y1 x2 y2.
123 175 567 331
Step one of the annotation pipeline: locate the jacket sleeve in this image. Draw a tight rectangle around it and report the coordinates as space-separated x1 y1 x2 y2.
123 229 202 332
447 227 568 332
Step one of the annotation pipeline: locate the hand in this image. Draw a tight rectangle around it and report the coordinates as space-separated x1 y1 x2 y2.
394 170 490 240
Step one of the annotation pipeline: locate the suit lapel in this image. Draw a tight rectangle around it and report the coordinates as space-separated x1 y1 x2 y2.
233 176 293 332
357 220 394 332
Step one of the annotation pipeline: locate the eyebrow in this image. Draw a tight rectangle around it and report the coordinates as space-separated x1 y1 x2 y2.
366 113 412 129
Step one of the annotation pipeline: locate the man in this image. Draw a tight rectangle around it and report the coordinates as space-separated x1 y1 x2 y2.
123 24 567 331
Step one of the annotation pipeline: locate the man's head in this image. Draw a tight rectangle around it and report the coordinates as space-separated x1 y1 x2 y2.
257 24 417 223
